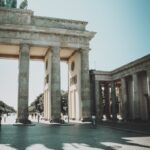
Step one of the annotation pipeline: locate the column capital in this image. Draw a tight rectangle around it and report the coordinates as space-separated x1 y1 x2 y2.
20 43 30 48
51 46 60 50
50 46 60 55
111 80 116 86
146 70 150 74
20 43 30 53
121 78 126 86
79 47 90 53
121 77 126 80
132 72 138 77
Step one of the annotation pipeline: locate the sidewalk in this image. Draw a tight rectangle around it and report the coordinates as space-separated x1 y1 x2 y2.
32 117 150 135
0 118 150 150
1 115 150 135
0 114 16 125
99 120 150 135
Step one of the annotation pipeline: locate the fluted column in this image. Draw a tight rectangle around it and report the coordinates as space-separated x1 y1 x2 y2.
51 46 61 122
121 78 128 120
80 48 91 121
147 70 150 119
95 81 103 120
111 81 117 120
132 73 140 120
17 44 30 124
104 83 110 119
99 83 104 119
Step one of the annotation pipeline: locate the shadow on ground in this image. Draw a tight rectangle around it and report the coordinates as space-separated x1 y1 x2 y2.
0 123 150 150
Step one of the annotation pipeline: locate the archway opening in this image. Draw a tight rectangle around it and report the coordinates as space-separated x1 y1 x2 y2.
60 61 68 122
28 60 44 120
0 59 18 123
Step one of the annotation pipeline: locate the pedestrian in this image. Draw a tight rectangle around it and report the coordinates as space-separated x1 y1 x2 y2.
3 113 7 123
0 113 2 126
61 113 64 124
92 115 96 128
35 113 37 119
31 113 33 119
37 113 40 123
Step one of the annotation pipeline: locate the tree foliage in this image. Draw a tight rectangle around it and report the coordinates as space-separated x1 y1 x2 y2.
0 100 16 114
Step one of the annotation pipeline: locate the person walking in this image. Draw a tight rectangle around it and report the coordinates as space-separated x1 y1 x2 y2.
0 114 2 126
37 113 40 123
3 113 7 123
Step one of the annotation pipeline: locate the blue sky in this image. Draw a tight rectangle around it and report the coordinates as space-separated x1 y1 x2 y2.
0 0 150 109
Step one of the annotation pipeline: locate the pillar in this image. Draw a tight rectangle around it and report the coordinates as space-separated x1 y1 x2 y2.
99 83 103 119
17 44 30 124
121 78 128 120
43 50 52 120
90 71 96 116
95 81 103 120
111 81 117 120
147 70 150 119
132 73 140 120
80 48 91 121
104 83 110 119
51 46 61 122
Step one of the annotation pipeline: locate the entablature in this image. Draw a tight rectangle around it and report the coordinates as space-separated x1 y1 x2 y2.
90 54 150 82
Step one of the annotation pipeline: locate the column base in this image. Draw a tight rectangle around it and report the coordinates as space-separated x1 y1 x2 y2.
81 117 92 122
112 116 118 121
16 118 31 124
50 118 61 123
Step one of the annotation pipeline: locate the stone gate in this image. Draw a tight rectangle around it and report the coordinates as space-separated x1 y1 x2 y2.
0 7 95 123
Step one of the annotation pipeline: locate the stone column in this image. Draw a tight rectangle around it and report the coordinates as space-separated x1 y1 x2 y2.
95 81 103 120
90 71 95 116
147 70 150 119
111 81 117 120
121 78 128 120
17 44 30 124
104 83 110 119
51 46 61 122
132 73 140 120
80 48 91 121
99 83 104 119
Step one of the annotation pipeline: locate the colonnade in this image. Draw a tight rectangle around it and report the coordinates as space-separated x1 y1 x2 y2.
90 69 150 121
16 43 91 123
17 44 91 123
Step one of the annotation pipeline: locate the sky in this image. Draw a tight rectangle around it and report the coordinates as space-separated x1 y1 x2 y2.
0 0 150 109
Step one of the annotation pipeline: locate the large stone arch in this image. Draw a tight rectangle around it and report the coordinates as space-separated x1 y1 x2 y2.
0 8 95 123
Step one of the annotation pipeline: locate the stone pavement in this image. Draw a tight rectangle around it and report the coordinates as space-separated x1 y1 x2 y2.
0 116 150 150
99 120 150 135
0 115 150 150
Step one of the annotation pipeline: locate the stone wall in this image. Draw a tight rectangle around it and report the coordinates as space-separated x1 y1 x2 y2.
0 7 32 25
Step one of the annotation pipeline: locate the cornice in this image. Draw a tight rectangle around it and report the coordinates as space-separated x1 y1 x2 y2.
0 24 96 39
111 54 150 75
34 16 88 25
